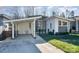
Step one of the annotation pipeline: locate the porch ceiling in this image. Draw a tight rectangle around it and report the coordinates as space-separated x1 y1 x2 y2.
13 19 34 24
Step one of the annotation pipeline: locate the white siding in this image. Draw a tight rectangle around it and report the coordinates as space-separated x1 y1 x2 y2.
46 19 54 32
46 18 58 33
54 19 58 33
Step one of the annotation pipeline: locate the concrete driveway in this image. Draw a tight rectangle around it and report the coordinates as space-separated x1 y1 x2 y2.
0 35 64 53
0 35 41 53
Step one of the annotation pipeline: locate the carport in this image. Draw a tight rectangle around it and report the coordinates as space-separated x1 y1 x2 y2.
3 16 41 39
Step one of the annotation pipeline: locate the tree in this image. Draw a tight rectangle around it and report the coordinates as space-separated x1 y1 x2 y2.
52 11 56 17
42 7 47 16
66 9 70 18
1 6 20 19
60 12 65 17
13 7 20 19
51 7 60 17
70 10 74 18
24 7 29 17
24 6 34 17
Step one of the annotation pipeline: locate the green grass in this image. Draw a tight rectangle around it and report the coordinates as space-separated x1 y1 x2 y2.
39 34 79 53
49 39 79 53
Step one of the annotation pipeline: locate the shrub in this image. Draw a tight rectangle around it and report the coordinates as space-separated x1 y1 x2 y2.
56 32 69 35
48 31 54 35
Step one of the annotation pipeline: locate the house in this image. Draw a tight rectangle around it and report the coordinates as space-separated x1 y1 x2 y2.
3 16 42 39
0 14 10 33
74 16 79 32
35 16 74 34
0 14 11 40
46 16 74 34
2 15 79 40
66 16 79 33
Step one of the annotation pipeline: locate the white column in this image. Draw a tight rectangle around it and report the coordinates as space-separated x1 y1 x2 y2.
76 20 78 32
15 24 18 36
12 22 14 39
67 22 70 32
33 19 36 38
54 19 58 34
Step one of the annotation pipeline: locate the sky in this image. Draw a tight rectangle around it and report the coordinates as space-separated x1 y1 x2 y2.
0 6 79 17
35 6 79 16
58 6 79 16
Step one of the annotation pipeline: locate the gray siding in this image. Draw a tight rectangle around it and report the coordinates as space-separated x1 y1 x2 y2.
70 21 75 30
36 20 46 32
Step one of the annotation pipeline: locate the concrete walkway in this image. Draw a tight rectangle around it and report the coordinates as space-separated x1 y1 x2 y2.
34 35 64 53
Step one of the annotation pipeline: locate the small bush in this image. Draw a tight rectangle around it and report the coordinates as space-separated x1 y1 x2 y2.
56 32 69 35
49 39 79 53
48 31 54 35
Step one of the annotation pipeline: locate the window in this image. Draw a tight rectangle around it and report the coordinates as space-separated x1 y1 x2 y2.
63 22 67 25
59 21 61 25
50 23 52 29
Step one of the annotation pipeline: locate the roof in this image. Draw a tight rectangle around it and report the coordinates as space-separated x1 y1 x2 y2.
3 16 42 23
28 15 48 19
0 14 11 20
26 15 48 21
47 16 75 21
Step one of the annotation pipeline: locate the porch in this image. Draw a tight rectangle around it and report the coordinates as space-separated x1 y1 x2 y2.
58 19 70 33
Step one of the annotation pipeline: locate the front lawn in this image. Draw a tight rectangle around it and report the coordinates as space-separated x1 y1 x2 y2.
39 34 79 53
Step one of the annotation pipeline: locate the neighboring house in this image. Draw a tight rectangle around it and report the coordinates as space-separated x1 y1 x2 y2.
35 16 75 34
67 16 79 33
46 16 74 34
0 14 11 40
74 16 79 32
